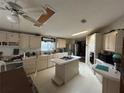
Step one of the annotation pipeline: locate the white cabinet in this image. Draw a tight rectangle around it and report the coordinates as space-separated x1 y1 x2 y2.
23 57 36 74
37 55 48 71
104 34 109 50
57 39 66 48
6 32 19 42
104 31 117 52
0 31 6 41
53 59 79 85
20 34 30 49
38 54 55 69
0 31 41 48
23 52 68 75
85 33 102 65
47 54 55 67
20 34 41 49
29 35 41 49
88 34 96 52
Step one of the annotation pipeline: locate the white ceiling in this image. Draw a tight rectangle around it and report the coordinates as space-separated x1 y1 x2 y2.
0 0 124 38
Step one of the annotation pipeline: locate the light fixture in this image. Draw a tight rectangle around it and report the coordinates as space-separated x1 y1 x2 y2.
7 11 19 23
72 31 88 36
81 19 87 23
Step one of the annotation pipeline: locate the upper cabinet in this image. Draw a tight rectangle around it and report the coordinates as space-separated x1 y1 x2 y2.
57 39 66 48
6 32 20 42
88 34 96 52
0 31 41 49
104 31 117 52
20 34 30 49
29 35 41 49
20 34 41 49
0 31 6 41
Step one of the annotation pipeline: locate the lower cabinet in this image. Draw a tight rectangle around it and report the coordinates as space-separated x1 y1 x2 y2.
37 55 48 71
23 57 36 74
23 52 68 74
47 54 55 67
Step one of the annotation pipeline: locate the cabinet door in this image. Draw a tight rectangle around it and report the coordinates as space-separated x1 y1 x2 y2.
37 55 48 71
57 39 60 48
57 39 66 48
109 32 116 52
29 36 41 49
23 57 36 74
0 31 6 41
6 32 19 42
47 55 55 67
20 34 30 49
104 34 109 50
89 34 95 52
104 32 117 52
61 39 66 48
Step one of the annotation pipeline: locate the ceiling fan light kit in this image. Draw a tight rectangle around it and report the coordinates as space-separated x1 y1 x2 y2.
7 13 19 23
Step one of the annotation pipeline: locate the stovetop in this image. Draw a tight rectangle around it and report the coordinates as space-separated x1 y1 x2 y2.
60 56 73 60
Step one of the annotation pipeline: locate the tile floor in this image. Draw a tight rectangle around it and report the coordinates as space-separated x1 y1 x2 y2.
31 62 102 93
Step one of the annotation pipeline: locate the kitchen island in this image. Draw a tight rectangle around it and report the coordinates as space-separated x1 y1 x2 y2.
51 56 81 86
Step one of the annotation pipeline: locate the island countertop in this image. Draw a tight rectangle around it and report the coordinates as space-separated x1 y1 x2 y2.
51 56 81 65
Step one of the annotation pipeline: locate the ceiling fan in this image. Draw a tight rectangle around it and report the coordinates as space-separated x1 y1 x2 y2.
0 0 55 27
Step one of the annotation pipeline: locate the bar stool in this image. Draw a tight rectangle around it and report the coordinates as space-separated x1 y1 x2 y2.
0 61 7 72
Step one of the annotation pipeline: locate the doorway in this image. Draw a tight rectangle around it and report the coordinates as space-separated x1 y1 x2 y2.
75 41 86 62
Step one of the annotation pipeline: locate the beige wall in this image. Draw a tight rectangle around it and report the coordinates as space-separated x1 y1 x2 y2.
100 16 124 33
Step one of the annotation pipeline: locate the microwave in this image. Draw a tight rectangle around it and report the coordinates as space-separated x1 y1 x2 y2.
98 53 114 65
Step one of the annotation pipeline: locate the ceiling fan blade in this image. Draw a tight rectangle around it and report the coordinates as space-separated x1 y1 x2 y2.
20 13 36 23
34 7 55 27
0 7 6 10
7 1 23 10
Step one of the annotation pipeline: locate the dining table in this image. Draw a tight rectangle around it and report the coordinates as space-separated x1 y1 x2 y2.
0 68 34 93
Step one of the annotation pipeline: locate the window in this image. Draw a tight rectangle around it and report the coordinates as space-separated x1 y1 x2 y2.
41 41 55 52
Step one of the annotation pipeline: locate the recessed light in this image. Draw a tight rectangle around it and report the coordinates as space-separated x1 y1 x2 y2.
72 31 88 36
